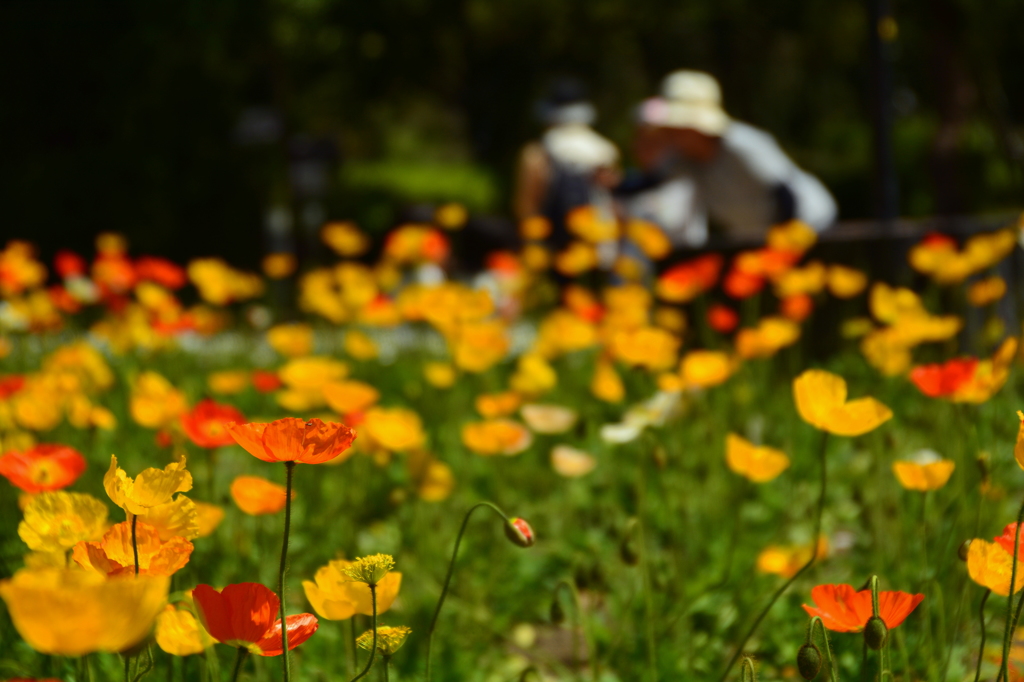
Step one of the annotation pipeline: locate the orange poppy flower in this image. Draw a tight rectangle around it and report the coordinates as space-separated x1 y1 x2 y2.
780 294 813 322
707 304 739 333
135 256 187 289
72 520 193 576
0 444 86 493
802 583 924 632
192 582 318 656
994 522 1024 559
230 476 293 515
227 417 356 464
181 399 246 449
909 358 979 398
723 268 765 299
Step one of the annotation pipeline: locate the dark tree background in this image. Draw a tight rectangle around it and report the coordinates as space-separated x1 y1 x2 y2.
2 0 1022 266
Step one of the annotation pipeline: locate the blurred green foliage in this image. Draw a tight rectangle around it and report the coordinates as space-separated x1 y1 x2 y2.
1 0 1022 265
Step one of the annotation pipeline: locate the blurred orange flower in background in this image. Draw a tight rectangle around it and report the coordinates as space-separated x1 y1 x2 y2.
230 475 293 515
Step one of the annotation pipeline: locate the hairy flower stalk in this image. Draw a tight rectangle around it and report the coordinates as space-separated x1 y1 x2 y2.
131 514 139 577
229 648 248 682
348 585 377 681
974 589 990 682
279 461 296 682
425 502 533 681
719 432 829 681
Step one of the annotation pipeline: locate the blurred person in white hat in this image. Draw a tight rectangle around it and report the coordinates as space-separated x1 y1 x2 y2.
620 70 836 246
514 77 621 253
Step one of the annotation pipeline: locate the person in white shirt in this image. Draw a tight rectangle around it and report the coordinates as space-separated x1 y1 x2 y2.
621 70 837 247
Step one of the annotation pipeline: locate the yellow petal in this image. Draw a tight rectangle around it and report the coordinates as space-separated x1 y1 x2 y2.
792 370 847 430
825 398 893 437
968 540 1024 597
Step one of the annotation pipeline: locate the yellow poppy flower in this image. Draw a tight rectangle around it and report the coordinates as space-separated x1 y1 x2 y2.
207 370 249 395
725 433 790 483
609 326 680 372
735 317 801 360
509 353 558 396
891 450 955 491
104 454 192 516
417 459 455 502
462 419 533 456
827 265 868 299
361 407 426 452
475 391 522 419
323 380 380 415
303 558 403 620
141 495 199 541
423 361 457 389
322 221 370 257
193 501 225 538
18 491 108 552
967 540 1024 596
773 261 827 298
554 241 598 276
793 370 892 436
156 603 213 656
968 276 1007 307
357 625 411 656
344 330 379 360
680 350 737 389
591 359 625 403
756 537 829 578
766 220 817 253
0 568 169 655
130 371 188 429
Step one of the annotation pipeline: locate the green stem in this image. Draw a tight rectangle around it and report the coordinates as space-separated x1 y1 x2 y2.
425 501 510 682
229 648 248 682
975 589 991 682
636 464 657 682
718 432 829 682
382 655 390 682
998 495 1024 682
555 579 599 682
124 655 130 682
349 584 378 681
348 616 357 679
279 461 296 682
131 514 139 576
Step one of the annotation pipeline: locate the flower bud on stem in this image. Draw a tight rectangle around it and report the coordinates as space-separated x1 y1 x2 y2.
800 617 837 682
740 656 757 682
425 502 533 682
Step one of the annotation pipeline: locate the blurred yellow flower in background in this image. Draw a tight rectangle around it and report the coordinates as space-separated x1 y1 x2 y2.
207 370 249 395
793 369 892 436
267 323 315 357
423 362 457 389
475 391 521 418
324 380 381 416
826 265 868 299
968 276 1007 307
680 350 737 389
322 221 370 257
230 475 293 516
509 353 558 396
591 358 625 403
156 603 213 656
725 433 790 483
520 404 578 434
756 537 828 578
362 407 426 452
131 371 188 429
262 253 297 279
462 419 533 456
892 450 955 491
18 491 108 552
551 445 597 478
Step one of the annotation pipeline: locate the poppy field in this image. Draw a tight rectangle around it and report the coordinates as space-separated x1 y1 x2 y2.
3 214 1024 682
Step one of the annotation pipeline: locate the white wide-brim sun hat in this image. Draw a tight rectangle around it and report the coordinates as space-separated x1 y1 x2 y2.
638 70 730 136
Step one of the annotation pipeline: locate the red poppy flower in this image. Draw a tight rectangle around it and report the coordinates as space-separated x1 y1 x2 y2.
909 358 979 398
995 523 1024 559
0 443 87 493
135 256 187 289
802 583 924 633
707 304 739 333
920 232 956 249
192 583 318 656
656 254 723 302
251 370 283 393
48 285 81 314
0 375 26 400
181 399 247 449
54 250 87 278
227 417 356 464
